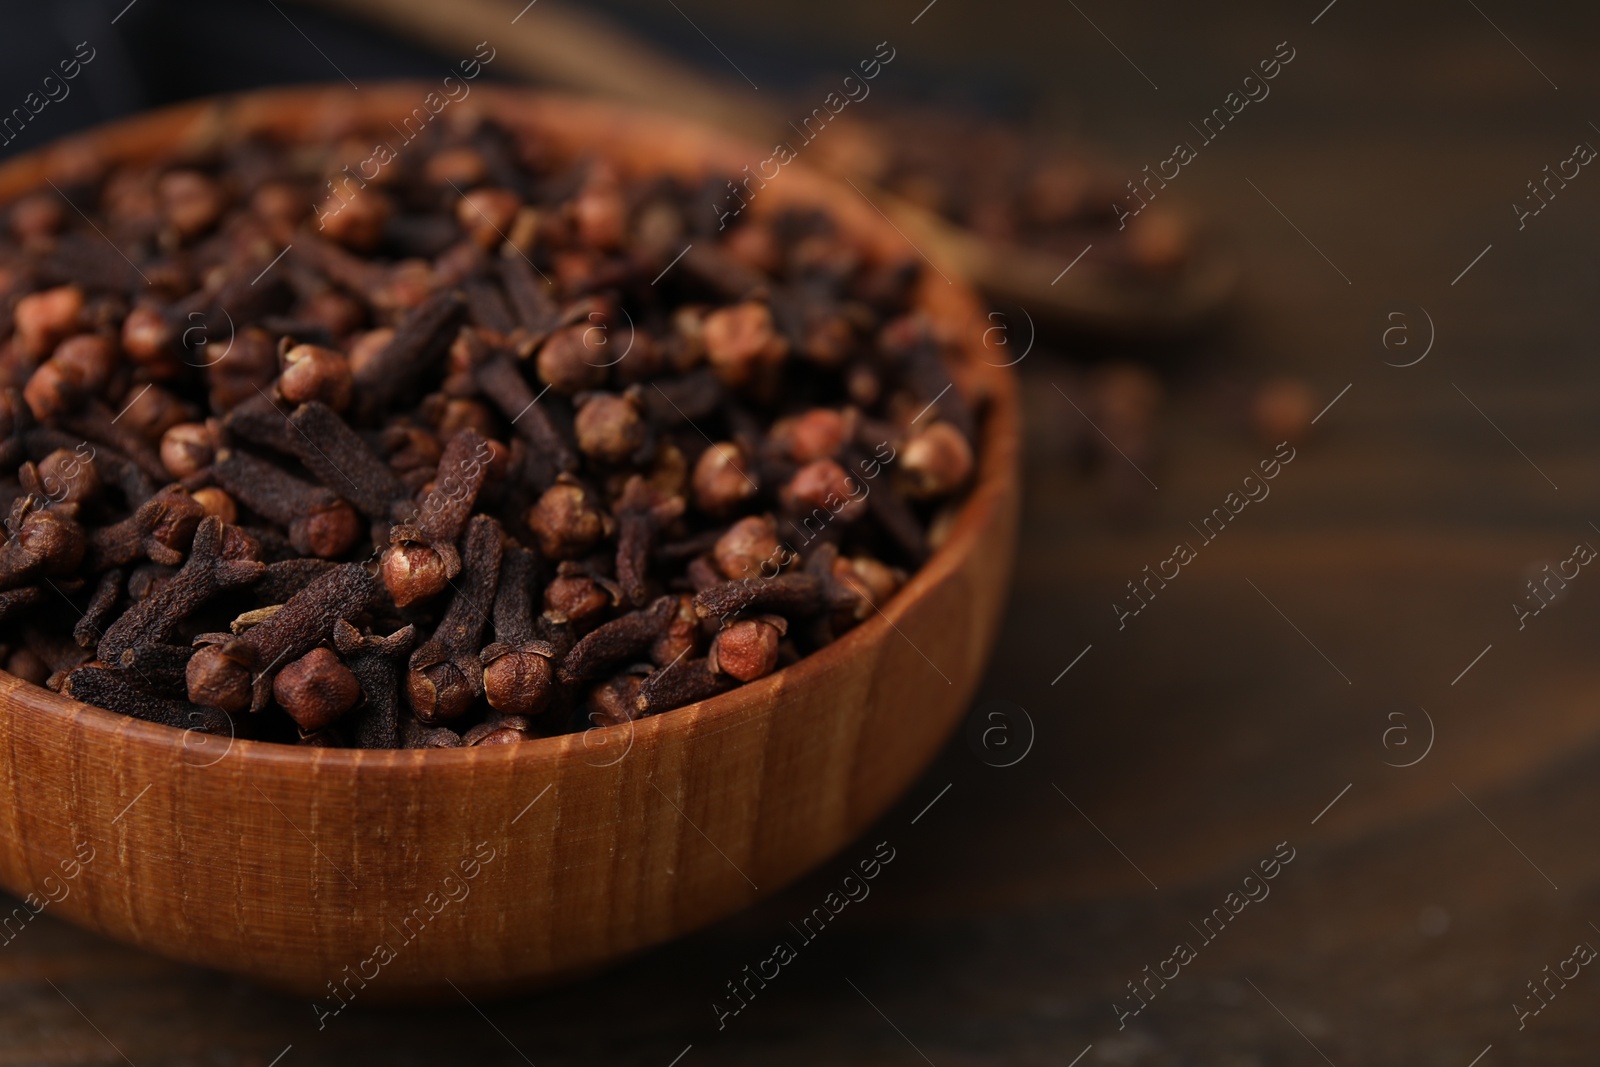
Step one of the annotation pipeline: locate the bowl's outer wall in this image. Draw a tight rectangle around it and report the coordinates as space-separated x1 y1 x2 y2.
0 87 1021 996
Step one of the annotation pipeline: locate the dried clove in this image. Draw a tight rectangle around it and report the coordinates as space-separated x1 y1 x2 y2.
186 561 376 714
559 596 674 684
0 502 87 590
285 401 411 519
380 427 491 606
526 475 612 560
97 517 263 666
73 568 124 649
497 252 560 335
473 350 576 476
1 114 978 749
352 290 463 420
406 515 501 724
707 615 785 682
612 476 685 606
480 543 557 717
253 558 338 603
213 449 361 559
694 573 834 622
333 620 415 749
64 664 234 735
462 714 534 745
86 485 203 570
62 400 168 483
272 647 361 733
27 425 155 504
634 656 735 716
400 719 464 749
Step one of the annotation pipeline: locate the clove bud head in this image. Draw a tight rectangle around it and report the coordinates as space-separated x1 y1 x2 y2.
588 673 644 727
380 531 459 608
781 459 867 521
23 335 116 421
288 501 362 559
191 487 238 524
34 448 101 506
574 392 646 463
650 594 702 667
273 647 361 732
482 643 556 717
899 421 974 499
535 325 610 394
278 344 353 411
703 302 788 388
707 616 785 682
770 407 855 464
160 422 216 479
121 302 176 367
12 507 88 578
830 555 903 622
13 285 84 358
463 714 534 746
185 642 253 715
527 480 612 559
407 659 475 724
691 442 758 516
713 515 782 581
543 572 614 627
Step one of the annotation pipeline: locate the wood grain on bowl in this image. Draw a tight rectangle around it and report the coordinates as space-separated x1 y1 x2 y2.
0 86 1018 997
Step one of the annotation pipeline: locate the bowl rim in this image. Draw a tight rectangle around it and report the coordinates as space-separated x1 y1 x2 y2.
0 83 1020 770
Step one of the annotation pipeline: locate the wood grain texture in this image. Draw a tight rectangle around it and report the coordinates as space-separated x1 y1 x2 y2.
0 87 1019 998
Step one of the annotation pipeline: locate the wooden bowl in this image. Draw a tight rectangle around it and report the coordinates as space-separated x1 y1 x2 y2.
0 86 1020 998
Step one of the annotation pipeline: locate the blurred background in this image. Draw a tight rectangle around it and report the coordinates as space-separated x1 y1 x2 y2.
6 0 1600 1063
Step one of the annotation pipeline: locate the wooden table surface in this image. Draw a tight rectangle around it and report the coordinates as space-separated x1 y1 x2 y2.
6 0 1600 1063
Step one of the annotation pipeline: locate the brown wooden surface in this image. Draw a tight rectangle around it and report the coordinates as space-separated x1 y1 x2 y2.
5 0 1600 1063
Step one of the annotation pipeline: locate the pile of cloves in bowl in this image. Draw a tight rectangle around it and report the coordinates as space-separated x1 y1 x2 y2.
0 113 981 748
